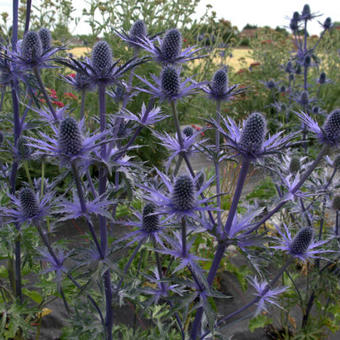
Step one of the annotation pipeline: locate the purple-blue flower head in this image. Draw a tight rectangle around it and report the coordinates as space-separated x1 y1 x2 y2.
209 112 294 161
133 28 204 65
130 20 147 41
172 175 195 211
136 67 200 102
142 203 159 233
1 187 52 224
298 109 340 146
273 224 332 262
59 117 83 159
38 28 52 52
91 41 113 74
203 67 245 102
21 31 42 64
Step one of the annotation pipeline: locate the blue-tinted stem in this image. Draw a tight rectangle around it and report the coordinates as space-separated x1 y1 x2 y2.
33 67 57 121
98 84 113 340
12 0 18 51
71 162 103 259
24 0 32 34
181 217 187 257
116 238 144 292
0 86 5 111
246 145 329 235
191 158 250 339
215 101 222 234
224 158 250 235
200 259 292 339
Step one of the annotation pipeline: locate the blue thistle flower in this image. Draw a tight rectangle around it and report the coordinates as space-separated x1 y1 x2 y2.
19 187 39 219
62 69 95 93
323 109 340 144
136 67 200 102
142 203 159 232
172 176 195 211
203 67 245 102
239 113 266 155
91 41 113 73
273 224 332 262
21 31 42 63
298 90 309 106
38 28 51 51
285 61 293 73
319 72 326 84
160 29 182 63
289 227 313 255
59 117 83 158
130 20 147 42
183 126 194 138
322 17 332 30
304 55 311 67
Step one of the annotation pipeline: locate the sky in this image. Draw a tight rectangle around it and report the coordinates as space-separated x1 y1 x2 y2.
0 0 339 36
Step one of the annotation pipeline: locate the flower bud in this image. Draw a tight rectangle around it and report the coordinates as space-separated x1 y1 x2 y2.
21 31 42 61
285 61 293 73
160 29 182 62
304 56 311 67
239 112 266 154
161 66 179 98
289 157 300 174
172 175 195 211
302 4 311 19
19 187 39 219
130 20 147 40
142 203 159 232
319 72 326 84
322 109 340 144
267 79 276 90
59 117 82 157
38 28 51 51
299 91 309 106
91 41 113 72
290 227 313 255
312 106 320 114
17 136 31 160
183 126 194 138
323 17 331 30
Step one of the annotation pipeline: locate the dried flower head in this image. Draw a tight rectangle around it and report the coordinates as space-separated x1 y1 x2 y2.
130 20 147 41
38 28 51 51
239 113 266 154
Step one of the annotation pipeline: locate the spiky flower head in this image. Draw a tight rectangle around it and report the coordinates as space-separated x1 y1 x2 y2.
319 72 326 84
267 79 276 90
289 227 313 256
239 113 266 154
21 31 42 62
299 91 309 106
183 126 194 138
280 85 286 93
142 203 159 232
38 28 51 51
301 4 311 19
172 175 195 211
304 55 311 67
91 41 113 72
289 157 300 174
160 29 182 63
211 68 228 96
58 117 82 157
322 109 340 144
293 11 300 21
130 20 147 41
17 136 31 160
19 187 39 219
323 17 332 30
161 66 179 98
285 61 293 73
312 106 320 114
74 71 94 92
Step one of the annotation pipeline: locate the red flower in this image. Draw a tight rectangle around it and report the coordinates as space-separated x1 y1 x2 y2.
52 101 65 108
39 98 46 104
69 73 76 78
64 92 78 100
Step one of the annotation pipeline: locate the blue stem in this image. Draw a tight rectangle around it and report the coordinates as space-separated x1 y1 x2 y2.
12 0 18 51
24 0 32 34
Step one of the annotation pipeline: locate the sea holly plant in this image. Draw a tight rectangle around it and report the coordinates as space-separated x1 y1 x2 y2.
0 2 340 340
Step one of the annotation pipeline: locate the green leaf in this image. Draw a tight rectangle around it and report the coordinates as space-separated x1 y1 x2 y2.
249 314 272 332
22 288 43 304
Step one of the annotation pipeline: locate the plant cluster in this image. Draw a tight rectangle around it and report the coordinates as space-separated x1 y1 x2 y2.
0 2 340 340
